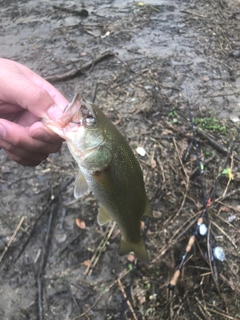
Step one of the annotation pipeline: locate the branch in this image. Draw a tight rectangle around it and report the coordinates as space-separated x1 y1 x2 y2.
45 51 114 83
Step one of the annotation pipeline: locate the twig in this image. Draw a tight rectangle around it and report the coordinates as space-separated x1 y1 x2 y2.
206 305 236 319
190 155 216 178
195 296 211 319
203 91 240 98
14 177 74 262
53 5 88 17
119 261 138 320
215 188 239 203
197 129 240 162
0 216 25 263
8 174 38 187
156 156 166 183
37 203 55 320
206 223 221 295
45 51 114 83
58 232 84 254
210 220 237 249
113 54 136 73
168 124 240 162
84 222 116 276
117 278 138 320
153 210 201 262
212 210 237 229
219 273 240 295
222 153 234 197
181 10 206 18
119 220 150 319
172 138 189 218
71 268 130 320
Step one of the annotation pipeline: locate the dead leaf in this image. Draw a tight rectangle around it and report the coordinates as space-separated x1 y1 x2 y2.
113 118 122 126
111 229 121 240
76 218 86 229
127 254 136 262
219 206 230 212
83 260 90 267
151 158 156 168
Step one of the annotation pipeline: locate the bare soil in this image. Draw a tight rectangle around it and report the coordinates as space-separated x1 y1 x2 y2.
1 0 240 319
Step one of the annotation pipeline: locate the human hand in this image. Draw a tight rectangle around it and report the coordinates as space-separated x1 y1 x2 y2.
0 58 69 166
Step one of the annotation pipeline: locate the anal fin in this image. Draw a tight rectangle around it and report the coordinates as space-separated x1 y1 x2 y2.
97 204 113 226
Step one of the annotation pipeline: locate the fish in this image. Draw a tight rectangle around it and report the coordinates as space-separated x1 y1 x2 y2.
43 93 152 261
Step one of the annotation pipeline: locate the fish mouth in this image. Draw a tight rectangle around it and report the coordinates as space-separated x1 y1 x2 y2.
58 93 82 128
59 93 94 128
43 92 97 139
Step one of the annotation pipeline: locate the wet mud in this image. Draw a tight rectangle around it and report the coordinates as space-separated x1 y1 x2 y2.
0 0 240 319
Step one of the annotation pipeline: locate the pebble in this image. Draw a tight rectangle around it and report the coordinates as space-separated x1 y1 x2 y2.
213 246 225 262
136 147 146 157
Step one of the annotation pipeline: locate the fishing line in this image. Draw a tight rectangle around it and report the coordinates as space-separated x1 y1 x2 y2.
119 217 151 320
168 83 239 291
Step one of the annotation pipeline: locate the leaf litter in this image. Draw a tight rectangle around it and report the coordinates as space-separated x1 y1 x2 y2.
0 0 240 319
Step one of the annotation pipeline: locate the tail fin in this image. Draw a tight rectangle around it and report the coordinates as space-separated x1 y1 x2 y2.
119 237 149 262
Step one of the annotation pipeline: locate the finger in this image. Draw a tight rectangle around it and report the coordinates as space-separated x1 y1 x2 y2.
0 73 62 120
0 137 61 160
4 150 47 166
0 119 62 154
6 59 69 108
0 59 68 120
0 137 61 162
29 121 63 143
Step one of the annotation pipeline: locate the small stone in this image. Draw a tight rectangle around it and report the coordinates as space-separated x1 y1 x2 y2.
232 50 240 58
213 246 225 261
230 116 240 123
199 223 208 236
228 215 236 223
136 147 146 157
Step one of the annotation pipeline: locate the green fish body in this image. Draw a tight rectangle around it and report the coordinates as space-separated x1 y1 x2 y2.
43 93 152 261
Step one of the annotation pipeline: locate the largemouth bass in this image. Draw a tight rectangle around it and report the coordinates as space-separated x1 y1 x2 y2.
43 93 152 261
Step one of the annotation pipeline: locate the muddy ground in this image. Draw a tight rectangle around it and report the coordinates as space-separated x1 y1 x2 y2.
1 0 240 319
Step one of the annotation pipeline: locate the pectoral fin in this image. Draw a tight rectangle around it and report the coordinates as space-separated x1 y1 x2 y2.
74 173 90 199
119 237 149 262
97 204 113 226
143 197 153 217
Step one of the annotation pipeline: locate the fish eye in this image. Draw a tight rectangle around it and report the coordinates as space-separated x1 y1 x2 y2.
84 115 96 128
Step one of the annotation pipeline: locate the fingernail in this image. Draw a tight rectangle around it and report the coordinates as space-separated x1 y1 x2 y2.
0 124 6 138
46 104 64 120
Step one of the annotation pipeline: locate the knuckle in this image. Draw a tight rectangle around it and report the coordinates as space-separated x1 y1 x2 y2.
3 142 15 152
31 86 50 106
5 151 23 163
31 86 44 100
38 154 48 162
51 142 62 153
43 141 62 154
8 134 21 148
